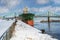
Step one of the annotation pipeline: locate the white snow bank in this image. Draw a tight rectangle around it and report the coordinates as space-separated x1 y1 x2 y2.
10 20 58 40
0 19 15 37
16 20 41 33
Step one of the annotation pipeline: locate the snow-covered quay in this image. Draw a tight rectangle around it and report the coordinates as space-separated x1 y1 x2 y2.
10 20 58 40
0 19 15 40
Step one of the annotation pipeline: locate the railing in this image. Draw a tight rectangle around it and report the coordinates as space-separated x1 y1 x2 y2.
0 28 10 40
0 20 16 40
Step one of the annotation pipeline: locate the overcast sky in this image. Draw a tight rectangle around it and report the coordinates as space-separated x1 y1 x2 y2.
0 0 60 17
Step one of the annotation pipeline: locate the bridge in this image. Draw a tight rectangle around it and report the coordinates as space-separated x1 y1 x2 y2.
35 16 60 18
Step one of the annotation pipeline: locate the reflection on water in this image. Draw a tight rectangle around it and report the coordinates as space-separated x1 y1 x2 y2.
34 22 60 33
34 17 60 40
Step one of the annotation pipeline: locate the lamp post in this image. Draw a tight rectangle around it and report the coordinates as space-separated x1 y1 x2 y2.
14 13 17 22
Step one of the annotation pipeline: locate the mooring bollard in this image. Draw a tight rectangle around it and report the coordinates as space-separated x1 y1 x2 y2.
41 29 45 34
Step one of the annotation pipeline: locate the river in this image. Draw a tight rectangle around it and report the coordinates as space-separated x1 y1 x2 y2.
34 17 60 40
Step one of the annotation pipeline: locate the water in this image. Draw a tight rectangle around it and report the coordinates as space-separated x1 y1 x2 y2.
34 17 60 40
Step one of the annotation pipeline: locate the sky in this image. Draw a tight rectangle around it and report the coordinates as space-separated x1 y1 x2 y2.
0 0 60 17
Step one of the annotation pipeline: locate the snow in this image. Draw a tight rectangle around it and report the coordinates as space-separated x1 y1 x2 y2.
0 19 15 37
10 20 58 40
